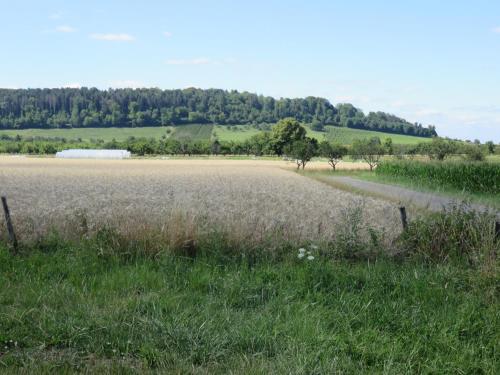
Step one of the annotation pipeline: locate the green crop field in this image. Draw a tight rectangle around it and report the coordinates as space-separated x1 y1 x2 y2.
324 126 432 145
0 123 433 145
171 124 214 141
0 126 174 142
214 125 432 145
213 125 262 142
213 125 431 145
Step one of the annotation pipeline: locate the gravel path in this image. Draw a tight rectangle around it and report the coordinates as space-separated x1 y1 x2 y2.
323 176 498 216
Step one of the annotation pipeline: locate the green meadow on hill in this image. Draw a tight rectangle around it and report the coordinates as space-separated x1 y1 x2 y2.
0 124 433 145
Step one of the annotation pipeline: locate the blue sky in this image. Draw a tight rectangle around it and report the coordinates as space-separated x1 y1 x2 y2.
1 0 499 142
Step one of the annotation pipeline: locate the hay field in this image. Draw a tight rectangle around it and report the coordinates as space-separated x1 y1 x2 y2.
0 156 400 245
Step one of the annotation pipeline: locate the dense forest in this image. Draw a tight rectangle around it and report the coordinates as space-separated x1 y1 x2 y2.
0 88 437 137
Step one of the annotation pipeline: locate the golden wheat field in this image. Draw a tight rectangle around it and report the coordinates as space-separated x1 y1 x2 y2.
0 156 401 245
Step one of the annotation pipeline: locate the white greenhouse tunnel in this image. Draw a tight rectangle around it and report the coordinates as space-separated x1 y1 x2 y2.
55 149 131 159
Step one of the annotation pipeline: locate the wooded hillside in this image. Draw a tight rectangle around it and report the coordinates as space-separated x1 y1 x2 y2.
0 88 437 137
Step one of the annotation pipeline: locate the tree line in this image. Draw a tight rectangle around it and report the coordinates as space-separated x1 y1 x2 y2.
1 119 494 169
0 88 436 137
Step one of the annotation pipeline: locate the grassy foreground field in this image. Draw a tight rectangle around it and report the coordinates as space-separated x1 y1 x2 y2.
0 124 432 145
1 242 497 373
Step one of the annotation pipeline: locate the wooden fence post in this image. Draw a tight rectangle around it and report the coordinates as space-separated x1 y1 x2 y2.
1 196 18 253
495 221 500 241
399 206 408 231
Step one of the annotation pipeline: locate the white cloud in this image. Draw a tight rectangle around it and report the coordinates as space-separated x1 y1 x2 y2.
90 33 136 41
163 31 173 38
108 80 145 89
63 83 81 88
492 26 500 33
56 25 76 33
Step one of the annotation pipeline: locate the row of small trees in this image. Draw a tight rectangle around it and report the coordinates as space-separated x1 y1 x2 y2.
283 137 382 171
268 118 387 170
284 136 496 171
273 119 496 170
0 118 496 169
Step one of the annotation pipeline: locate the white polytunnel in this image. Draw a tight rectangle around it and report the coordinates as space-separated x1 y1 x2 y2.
55 149 131 159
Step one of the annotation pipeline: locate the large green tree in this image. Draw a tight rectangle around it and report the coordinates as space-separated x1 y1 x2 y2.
270 118 307 155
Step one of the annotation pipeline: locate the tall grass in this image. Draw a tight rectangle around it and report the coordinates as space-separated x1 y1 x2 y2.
0 207 498 372
398 203 498 267
376 160 500 194
1 240 498 373
5 204 497 268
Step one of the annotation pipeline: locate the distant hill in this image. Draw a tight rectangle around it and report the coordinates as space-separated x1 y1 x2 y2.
0 88 437 137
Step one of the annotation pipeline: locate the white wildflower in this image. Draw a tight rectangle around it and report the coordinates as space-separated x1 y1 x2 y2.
298 248 306 254
307 255 315 260
298 253 305 259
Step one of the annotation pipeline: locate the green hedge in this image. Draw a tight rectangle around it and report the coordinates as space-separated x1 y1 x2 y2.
376 160 500 194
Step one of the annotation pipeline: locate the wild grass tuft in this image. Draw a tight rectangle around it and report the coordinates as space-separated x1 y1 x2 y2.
398 203 498 268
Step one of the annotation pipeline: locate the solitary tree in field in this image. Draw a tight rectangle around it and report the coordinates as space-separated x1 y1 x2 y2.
319 141 348 171
352 137 385 171
271 118 307 155
284 138 318 169
463 144 485 161
419 137 457 161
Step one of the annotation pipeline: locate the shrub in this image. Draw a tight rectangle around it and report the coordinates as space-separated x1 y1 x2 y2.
398 204 498 266
311 120 324 132
419 138 458 160
463 144 485 162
